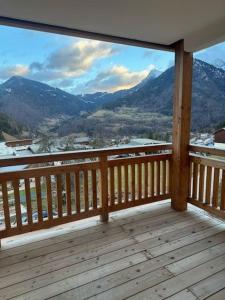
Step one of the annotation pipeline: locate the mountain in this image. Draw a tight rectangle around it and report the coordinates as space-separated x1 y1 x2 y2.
56 59 225 137
1 60 224 137
213 58 225 70
0 76 90 128
79 68 162 107
102 59 225 130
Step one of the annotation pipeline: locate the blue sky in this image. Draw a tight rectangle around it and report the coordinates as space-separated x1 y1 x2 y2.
0 25 224 94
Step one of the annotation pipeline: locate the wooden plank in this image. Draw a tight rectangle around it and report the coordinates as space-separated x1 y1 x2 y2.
198 164 205 202
35 177 43 223
188 198 225 220
212 168 219 208
190 269 225 300
166 241 225 275
1 182 11 230
83 170 89 212
0 203 171 260
166 290 197 300
220 169 225 211
128 253 225 300
189 145 225 158
138 163 142 200
192 163 198 200
117 165 122 204
109 167 115 207
131 164 135 201
162 160 166 195
124 164 129 203
156 160 160 196
171 40 193 211
144 162 148 198
188 162 193 197
24 179 32 225
0 144 172 168
65 173 72 216
100 155 108 222
151 162 155 197
74 172 80 214
206 166 212 205
81 268 172 300
0 161 100 182
92 169 97 209
46 176 53 221
56 175 63 218
206 288 225 300
190 155 225 170
1 253 147 299
13 180 22 229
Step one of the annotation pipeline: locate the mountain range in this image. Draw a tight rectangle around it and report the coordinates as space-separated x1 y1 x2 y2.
0 59 224 138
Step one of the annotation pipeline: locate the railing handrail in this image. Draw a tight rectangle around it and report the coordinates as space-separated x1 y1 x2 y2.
189 144 225 157
0 143 172 167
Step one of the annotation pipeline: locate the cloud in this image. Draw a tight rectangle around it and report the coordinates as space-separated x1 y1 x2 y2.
46 40 117 77
0 64 29 79
0 39 118 84
74 65 151 94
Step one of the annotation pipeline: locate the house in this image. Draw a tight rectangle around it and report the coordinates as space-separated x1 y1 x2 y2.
0 1 225 299
214 128 225 143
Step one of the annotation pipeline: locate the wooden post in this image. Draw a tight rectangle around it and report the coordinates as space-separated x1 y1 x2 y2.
171 40 193 211
100 155 109 222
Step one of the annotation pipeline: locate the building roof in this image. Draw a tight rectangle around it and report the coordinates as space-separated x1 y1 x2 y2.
0 0 225 52
1 131 18 142
214 128 225 134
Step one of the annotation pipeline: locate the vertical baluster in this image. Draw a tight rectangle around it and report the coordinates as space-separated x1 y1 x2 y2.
75 172 80 214
138 163 142 200
2 182 11 230
66 173 72 216
100 155 108 222
192 163 198 200
117 165 122 204
13 180 22 228
157 160 160 196
144 163 148 198
162 160 166 195
188 162 193 198
131 164 135 201
92 169 97 209
24 178 32 225
151 162 155 197
220 169 225 211
212 168 219 208
46 175 53 221
205 166 212 205
124 164 129 203
56 174 63 217
84 170 89 212
199 165 205 203
35 177 43 222
168 159 172 194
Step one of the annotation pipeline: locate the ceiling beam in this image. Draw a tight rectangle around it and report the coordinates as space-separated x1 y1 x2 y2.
0 16 174 52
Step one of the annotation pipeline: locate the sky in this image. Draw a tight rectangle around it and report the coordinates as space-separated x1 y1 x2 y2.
0 25 224 95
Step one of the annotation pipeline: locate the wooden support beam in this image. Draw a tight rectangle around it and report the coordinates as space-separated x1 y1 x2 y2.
171 40 193 211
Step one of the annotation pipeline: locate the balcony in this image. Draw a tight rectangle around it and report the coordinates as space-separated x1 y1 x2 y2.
0 1 225 299
0 144 225 299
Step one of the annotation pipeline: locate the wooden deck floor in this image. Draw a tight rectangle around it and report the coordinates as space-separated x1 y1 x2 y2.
1 200 225 300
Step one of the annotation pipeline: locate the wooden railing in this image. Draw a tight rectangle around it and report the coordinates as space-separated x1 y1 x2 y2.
188 145 225 220
0 144 172 239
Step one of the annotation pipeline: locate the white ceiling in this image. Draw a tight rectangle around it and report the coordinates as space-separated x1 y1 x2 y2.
0 0 225 51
